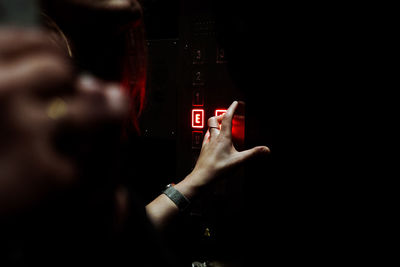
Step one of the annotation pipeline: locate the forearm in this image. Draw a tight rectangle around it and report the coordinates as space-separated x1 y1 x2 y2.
145 172 205 230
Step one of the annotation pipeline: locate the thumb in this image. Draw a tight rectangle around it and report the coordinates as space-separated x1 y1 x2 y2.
234 146 270 165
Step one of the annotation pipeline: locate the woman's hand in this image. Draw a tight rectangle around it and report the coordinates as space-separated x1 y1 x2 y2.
194 101 269 184
176 101 270 199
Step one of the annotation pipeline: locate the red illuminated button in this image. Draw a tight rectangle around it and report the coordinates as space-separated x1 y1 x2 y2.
215 109 227 117
192 109 204 128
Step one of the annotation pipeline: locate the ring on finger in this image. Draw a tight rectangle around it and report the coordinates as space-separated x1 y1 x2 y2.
46 97 67 120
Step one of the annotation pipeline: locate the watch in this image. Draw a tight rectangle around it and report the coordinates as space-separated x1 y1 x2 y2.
163 184 191 211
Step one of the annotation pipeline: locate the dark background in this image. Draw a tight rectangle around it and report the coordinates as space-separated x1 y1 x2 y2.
0 0 385 266
137 0 380 265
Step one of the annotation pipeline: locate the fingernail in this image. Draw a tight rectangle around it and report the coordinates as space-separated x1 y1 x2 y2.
262 146 271 153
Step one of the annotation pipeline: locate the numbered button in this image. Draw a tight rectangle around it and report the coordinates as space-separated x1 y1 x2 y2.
192 88 204 106
192 131 204 149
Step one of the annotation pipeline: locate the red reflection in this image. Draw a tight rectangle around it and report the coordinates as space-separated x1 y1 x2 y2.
232 102 245 150
232 114 245 148
215 109 227 117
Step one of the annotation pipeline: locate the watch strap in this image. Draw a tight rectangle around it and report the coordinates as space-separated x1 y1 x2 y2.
163 184 190 211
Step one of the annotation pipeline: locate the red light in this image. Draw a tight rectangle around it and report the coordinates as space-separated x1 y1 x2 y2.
192 109 204 128
215 109 227 117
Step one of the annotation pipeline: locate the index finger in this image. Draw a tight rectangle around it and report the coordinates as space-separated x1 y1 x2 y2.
221 101 239 137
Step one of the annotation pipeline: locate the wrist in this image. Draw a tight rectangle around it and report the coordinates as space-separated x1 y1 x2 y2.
174 170 209 200
162 184 191 212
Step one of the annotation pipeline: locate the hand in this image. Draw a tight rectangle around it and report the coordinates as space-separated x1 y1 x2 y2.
0 28 128 214
188 101 270 190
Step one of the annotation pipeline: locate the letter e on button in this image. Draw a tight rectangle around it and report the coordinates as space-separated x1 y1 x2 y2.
192 109 204 128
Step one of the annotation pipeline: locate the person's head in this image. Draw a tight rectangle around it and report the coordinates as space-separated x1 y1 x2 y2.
40 0 147 135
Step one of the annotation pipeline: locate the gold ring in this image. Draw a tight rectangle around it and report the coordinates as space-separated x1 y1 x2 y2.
46 97 67 120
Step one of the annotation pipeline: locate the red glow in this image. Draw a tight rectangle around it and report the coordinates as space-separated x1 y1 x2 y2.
215 109 227 117
192 109 204 128
121 19 147 136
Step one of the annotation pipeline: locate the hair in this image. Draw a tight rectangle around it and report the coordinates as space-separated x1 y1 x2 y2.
40 12 73 57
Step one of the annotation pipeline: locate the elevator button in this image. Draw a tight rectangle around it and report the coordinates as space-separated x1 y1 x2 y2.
216 46 226 64
192 88 204 106
192 48 204 64
192 131 203 149
192 109 204 129
192 70 205 86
